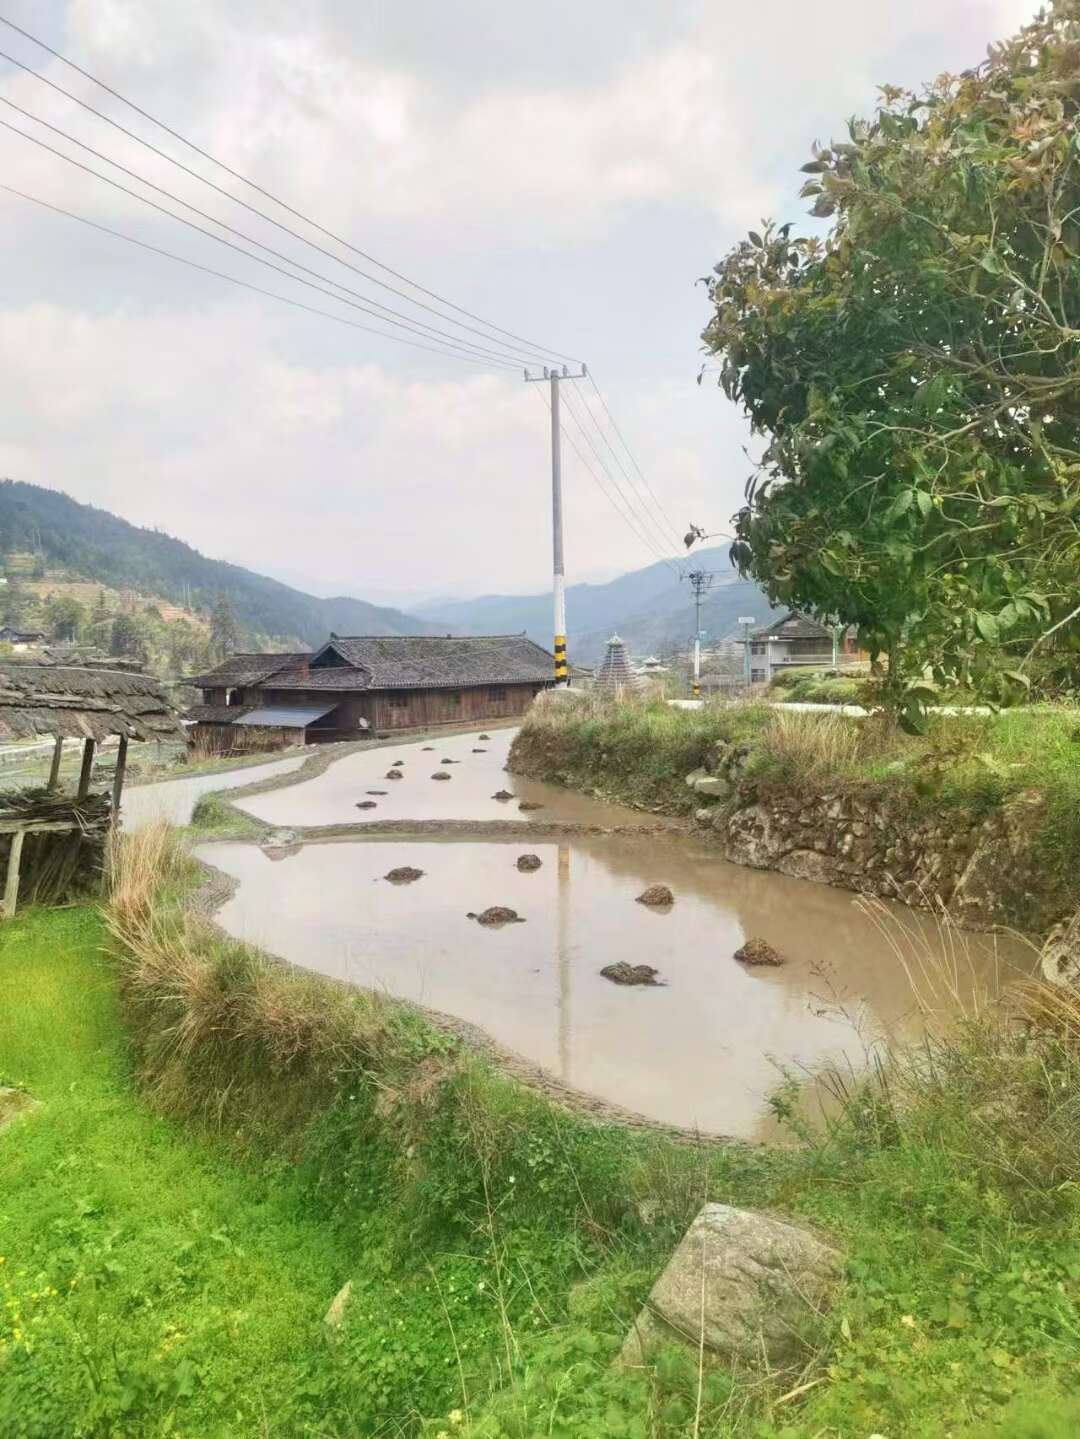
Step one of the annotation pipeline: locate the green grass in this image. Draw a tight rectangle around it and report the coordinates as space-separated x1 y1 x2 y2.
7 829 1080 1434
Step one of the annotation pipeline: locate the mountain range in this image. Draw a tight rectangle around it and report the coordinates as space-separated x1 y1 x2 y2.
0 480 435 646
414 548 782 664
0 480 780 663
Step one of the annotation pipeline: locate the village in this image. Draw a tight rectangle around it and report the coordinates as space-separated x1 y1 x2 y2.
3 3 1080 1438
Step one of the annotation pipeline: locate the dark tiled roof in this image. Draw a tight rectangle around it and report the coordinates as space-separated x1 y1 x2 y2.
187 652 308 688
186 703 253 724
753 611 833 642
0 664 184 742
311 634 554 690
264 669 369 692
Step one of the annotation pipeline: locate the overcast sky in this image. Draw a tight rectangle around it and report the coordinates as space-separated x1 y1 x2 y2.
0 0 1037 605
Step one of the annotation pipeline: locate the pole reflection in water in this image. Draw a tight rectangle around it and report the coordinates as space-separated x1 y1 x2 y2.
557 842 570 1082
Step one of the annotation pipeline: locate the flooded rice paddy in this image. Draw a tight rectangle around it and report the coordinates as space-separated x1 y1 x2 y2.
197 731 1034 1137
234 726 644 829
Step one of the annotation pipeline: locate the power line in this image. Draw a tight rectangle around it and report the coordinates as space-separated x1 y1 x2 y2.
0 183 520 368
533 386 680 575
0 13 583 367
0 114 534 369
585 371 686 552
0 47 555 368
0 102 545 368
558 384 681 573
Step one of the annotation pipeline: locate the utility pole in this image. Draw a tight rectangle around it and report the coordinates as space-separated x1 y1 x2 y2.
738 616 757 688
525 364 588 684
687 569 716 698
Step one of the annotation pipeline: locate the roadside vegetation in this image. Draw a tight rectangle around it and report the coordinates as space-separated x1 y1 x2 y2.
2 821 1080 1435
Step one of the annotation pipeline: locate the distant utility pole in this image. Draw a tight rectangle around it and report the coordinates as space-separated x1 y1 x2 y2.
525 364 588 684
687 569 716 698
738 615 757 687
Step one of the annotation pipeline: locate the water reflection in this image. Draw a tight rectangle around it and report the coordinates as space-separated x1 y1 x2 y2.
196 832 1034 1138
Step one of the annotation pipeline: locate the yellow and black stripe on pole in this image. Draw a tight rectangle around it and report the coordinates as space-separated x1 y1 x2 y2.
554 634 568 682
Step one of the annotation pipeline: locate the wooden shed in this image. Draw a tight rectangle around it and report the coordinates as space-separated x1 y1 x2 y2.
0 664 184 916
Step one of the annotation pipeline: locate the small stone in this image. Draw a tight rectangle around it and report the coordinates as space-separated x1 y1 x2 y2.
518 801 543 812
325 1280 353 1330
685 767 709 789
693 775 730 798
0 1087 39 1129
386 769 404 780
470 906 525 925
472 747 487 753
492 789 514 801
367 790 387 796
601 962 662 986
441 758 459 764
391 760 406 766
516 854 543 872
734 938 784 967
478 734 491 740
636 884 674 907
355 800 378 809
432 771 452 780
422 746 435 751
385 866 424 884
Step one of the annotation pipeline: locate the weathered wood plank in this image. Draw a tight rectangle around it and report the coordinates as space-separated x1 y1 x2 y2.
2 827 25 918
110 734 129 821
46 735 64 791
77 738 96 799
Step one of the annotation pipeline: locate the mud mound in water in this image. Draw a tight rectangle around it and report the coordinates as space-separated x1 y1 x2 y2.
422 746 435 751
391 760 406 766
519 801 543 812
478 734 491 740
636 884 674 907
516 854 543 872
367 789 387 796
467 906 526 925
734 938 784 967
492 789 514 801
355 800 378 810
440 758 459 764
385 866 424 884
432 771 452 781
386 769 404 780
601 962 663 986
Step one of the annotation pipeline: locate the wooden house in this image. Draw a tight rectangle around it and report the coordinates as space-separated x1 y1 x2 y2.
188 634 556 749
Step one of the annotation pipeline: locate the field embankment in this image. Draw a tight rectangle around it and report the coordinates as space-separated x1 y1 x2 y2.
509 696 1080 931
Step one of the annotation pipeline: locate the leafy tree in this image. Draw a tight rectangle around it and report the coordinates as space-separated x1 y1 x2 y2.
110 613 147 662
0 578 29 629
210 594 241 661
45 594 85 642
703 0 1080 723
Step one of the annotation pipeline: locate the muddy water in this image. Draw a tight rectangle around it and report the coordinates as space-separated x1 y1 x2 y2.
122 753 307 830
234 727 644 829
196 831 1033 1139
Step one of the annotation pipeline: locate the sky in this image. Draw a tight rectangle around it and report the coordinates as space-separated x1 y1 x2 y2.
0 0 1040 606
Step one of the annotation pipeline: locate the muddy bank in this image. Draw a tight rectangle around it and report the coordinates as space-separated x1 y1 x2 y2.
508 723 1069 933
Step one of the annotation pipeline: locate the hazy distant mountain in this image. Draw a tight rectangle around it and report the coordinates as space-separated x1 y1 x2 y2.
0 480 438 647
416 547 783 664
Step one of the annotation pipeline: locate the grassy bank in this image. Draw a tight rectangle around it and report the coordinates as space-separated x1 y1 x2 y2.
4 824 1080 1433
509 695 1080 904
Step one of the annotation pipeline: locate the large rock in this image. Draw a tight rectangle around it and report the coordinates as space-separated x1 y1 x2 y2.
692 775 730 799
620 1203 841 1371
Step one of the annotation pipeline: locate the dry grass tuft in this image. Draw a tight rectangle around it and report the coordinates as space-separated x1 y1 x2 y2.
752 709 865 783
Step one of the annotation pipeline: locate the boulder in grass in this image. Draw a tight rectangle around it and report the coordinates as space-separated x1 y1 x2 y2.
385 866 424 884
601 962 662 986
620 1203 842 1371
636 884 674 908
467 906 526 925
516 854 543 872
734 938 784 967
432 771 452 781
386 769 404 780
324 1280 352 1331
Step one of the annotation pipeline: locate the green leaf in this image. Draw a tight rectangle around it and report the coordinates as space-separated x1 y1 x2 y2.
884 488 916 522
974 612 1000 642
915 489 933 517
748 231 764 248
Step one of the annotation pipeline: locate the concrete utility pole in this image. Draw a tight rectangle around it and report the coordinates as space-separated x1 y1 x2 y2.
525 364 588 684
739 616 757 688
687 569 716 698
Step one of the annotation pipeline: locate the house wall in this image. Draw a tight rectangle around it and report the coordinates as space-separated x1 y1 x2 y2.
372 683 543 731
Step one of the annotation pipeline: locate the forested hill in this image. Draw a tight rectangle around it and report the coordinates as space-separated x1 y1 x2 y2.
0 480 435 646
